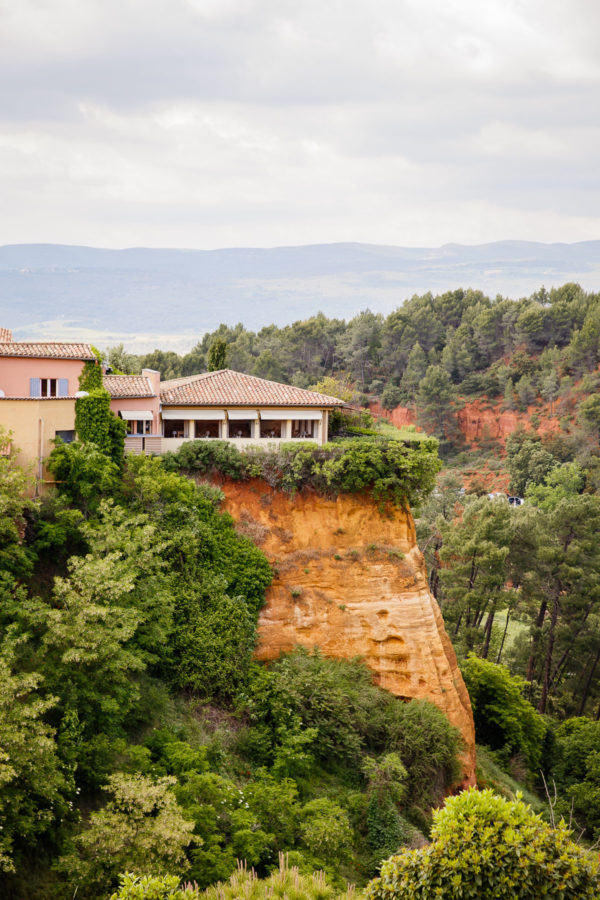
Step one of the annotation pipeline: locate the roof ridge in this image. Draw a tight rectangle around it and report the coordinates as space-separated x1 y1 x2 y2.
3 340 94 346
160 371 217 388
158 368 343 406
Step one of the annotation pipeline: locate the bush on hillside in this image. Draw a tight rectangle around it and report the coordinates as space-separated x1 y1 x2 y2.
240 650 462 803
163 438 441 508
57 773 195 896
461 655 547 771
47 439 122 516
553 717 600 839
111 856 356 900
365 789 600 900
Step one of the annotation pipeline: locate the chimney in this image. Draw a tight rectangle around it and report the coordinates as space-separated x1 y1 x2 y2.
0 328 13 342
142 368 161 395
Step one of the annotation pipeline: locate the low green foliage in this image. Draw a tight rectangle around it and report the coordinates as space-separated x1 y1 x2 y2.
553 718 600 840
47 439 122 516
111 873 182 900
474 746 546 813
0 637 71 873
365 789 600 899
299 798 353 863
164 438 441 509
240 650 461 804
57 773 195 895
111 855 355 900
461 656 547 771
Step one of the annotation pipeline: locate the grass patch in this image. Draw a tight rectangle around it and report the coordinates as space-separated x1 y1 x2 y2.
476 746 546 814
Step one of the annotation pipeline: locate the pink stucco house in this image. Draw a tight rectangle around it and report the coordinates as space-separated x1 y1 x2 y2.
0 328 96 479
105 371 162 453
0 329 96 401
0 324 343 470
106 368 342 453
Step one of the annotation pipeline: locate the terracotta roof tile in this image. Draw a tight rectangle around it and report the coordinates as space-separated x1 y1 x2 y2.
160 370 343 407
0 341 95 360
105 374 156 398
0 328 12 342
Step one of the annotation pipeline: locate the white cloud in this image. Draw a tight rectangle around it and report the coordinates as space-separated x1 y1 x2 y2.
0 0 598 247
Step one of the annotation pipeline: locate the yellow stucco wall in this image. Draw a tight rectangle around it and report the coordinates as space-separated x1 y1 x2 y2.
0 398 76 489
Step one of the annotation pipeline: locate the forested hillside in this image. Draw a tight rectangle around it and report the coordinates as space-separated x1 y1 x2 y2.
111 282 600 456
4 282 600 897
0 432 468 898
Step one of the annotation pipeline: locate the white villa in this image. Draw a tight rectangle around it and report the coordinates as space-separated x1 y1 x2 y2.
106 369 344 455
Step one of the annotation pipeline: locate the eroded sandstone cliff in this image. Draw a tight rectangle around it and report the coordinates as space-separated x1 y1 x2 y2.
219 478 476 787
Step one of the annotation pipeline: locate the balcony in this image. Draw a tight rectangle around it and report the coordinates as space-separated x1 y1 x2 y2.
124 434 321 456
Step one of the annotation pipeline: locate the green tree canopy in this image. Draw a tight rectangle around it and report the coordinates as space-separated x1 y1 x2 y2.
365 789 600 899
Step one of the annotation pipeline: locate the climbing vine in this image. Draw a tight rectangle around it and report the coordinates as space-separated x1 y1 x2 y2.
75 349 126 467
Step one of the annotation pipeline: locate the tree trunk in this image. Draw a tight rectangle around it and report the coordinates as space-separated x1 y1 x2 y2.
539 595 560 714
578 644 600 717
548 601 594 693
526 599 547 683
481 607 496 659
497 611 511 664
453 612 463 637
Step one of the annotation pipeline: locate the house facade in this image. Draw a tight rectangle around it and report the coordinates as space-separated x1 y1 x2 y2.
0 330 96 477
158 369 339 451
108 369 342 454
0 325 343 481
106 370 162 454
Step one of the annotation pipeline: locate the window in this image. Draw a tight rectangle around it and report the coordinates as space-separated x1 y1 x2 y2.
42 379 58 397
227 419 253 438
291 419 317 439
164 419 185 438
55 430 75 444
197 421 221 438
260 419 283 438
127 420 152 435
30 378 69 397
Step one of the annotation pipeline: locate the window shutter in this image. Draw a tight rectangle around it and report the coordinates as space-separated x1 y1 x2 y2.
58 378 69 397
29 377 41 397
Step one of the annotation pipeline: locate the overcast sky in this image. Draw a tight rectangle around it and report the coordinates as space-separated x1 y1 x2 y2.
0 0 598 249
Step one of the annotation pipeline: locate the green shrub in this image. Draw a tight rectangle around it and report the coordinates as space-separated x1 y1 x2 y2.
299 798 353 863
111 873 182 900
241 651 461 802
57 773 194 896
202 855 354 900
112 855 355 900
48 440 122 516
553 717 600 839
171 590 257 701
164 438 441 509
365 789 600 899
383 700 462 804
461 656 547 771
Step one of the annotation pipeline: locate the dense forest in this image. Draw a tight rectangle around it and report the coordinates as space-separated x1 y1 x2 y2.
111 282 600 454
4 282 600 897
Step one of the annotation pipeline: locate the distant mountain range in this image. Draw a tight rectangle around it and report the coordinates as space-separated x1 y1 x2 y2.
1 240 599 353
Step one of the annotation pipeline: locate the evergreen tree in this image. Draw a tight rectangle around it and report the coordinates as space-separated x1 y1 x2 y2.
503 378 516 411
207 338 227 372
439 496 514 657
400 342 427 404
417 365 459 448
541 370 560 415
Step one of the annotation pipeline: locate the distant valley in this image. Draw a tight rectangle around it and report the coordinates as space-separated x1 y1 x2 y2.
1 239 599 352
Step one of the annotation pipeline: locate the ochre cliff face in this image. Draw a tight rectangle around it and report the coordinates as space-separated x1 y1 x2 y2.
218 478 476 787
370 398 560 447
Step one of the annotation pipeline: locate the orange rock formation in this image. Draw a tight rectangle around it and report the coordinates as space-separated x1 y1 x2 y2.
370 397 560 448
219 479 476 787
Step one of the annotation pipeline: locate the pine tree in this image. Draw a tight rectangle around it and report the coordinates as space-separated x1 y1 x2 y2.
208 338 228 372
